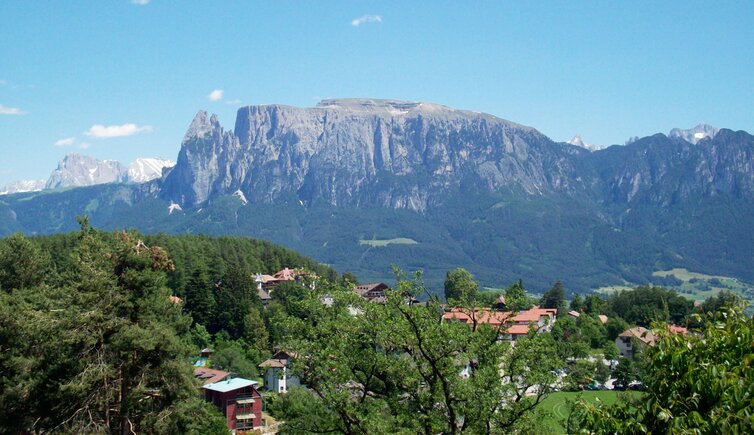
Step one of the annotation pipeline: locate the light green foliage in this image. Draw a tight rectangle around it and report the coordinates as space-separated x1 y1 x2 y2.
211 338 261 379
602 341 619 361
444 267 479 305
570 307 754 433
271 271 562 434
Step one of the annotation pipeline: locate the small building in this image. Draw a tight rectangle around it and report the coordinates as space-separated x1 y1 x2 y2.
353 282 389 302
258 350 300 394
493 295 507 311
598 314 608 324
202 378 263 432
616 326 656 358
567 310 581 319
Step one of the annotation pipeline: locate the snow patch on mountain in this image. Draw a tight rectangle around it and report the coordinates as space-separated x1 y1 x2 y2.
567 135 604 151
168 202 183 214
669 123 719 145
128 158 175 183
0 179 46 195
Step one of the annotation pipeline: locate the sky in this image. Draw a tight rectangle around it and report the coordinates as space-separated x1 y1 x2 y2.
1 0 752 186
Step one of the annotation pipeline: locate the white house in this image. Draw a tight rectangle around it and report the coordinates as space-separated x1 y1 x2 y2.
258 350 300 394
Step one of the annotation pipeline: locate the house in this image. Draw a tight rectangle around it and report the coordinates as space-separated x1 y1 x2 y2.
255 268 317 300
195 348 214 367
442 306 556 342
616 326 656 358
258 350 300 394
493 295 507 311
202 377 263 432
353 282 389 303
194 367 230 385
510 306 557 332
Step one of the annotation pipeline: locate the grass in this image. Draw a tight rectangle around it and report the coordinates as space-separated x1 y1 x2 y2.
594 285 633 295
538 391 643 434
653 268 753 302
358 237 418 247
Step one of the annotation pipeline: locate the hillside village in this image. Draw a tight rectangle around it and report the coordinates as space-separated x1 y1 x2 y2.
184 267 698 433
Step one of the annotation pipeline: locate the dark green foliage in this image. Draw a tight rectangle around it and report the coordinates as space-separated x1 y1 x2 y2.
540 280 566 312
582 294 607 315
184 266 216 326
700 289 742 314
607 286 692 327
211 339 261 379
0 233 56 291
443 267 479 304
0 224 224 433
570 294 584 312
605 316 630 341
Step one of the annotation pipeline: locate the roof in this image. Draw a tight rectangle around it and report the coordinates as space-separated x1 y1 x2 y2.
668 325 689 335
506 324 533 335
258 358 287 369
619 326 656 346
273 267 301 281
495 295 506 305
258 287 271 300
259 350 297 368
442 308 514 326
567 310 581 318
354 282 389 296
512 307 556 323
168 295 183 304
598 315 608 324
193 367 230 386
254 274 275 283
203 377 258 393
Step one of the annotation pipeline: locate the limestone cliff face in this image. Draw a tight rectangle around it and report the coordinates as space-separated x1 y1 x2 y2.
162 99 587 211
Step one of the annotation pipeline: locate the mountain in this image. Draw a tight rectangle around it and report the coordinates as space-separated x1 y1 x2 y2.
162 99 587 212
0 154 175 195
0 179 46 195
1 100 752 294
567 135 604 151
45 154 129 189
669 123 719 145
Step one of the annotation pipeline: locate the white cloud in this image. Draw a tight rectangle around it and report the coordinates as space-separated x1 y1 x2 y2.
131 0 150 5
351 15 382 26
208 89 224 101
54 137 76 147
84 123 152 138
0 104 27 115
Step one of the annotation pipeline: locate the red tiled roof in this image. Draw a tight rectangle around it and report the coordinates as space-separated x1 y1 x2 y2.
668 325 688 335
442 308 514 326
193 367 230 385
506 324 532 335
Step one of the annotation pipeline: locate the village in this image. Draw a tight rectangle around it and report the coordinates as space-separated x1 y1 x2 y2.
185 267 690 434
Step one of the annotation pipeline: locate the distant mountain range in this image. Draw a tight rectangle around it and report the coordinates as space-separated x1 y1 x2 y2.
0 155 174 194
1 99 751 294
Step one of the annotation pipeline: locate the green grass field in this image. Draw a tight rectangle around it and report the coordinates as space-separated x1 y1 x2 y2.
538 391 643 434
653 268 753 302
358 237 418 247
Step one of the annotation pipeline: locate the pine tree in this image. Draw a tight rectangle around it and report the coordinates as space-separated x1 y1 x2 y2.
184 266 216 327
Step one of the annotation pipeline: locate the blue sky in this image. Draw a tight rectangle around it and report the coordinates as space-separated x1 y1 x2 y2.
1 1 752 186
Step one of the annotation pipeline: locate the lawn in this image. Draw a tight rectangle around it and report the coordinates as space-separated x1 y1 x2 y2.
358 237 418 247
538 391 643 434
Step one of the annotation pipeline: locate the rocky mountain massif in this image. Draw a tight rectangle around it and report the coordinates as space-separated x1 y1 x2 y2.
1 99 752 293
1 155 174 194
